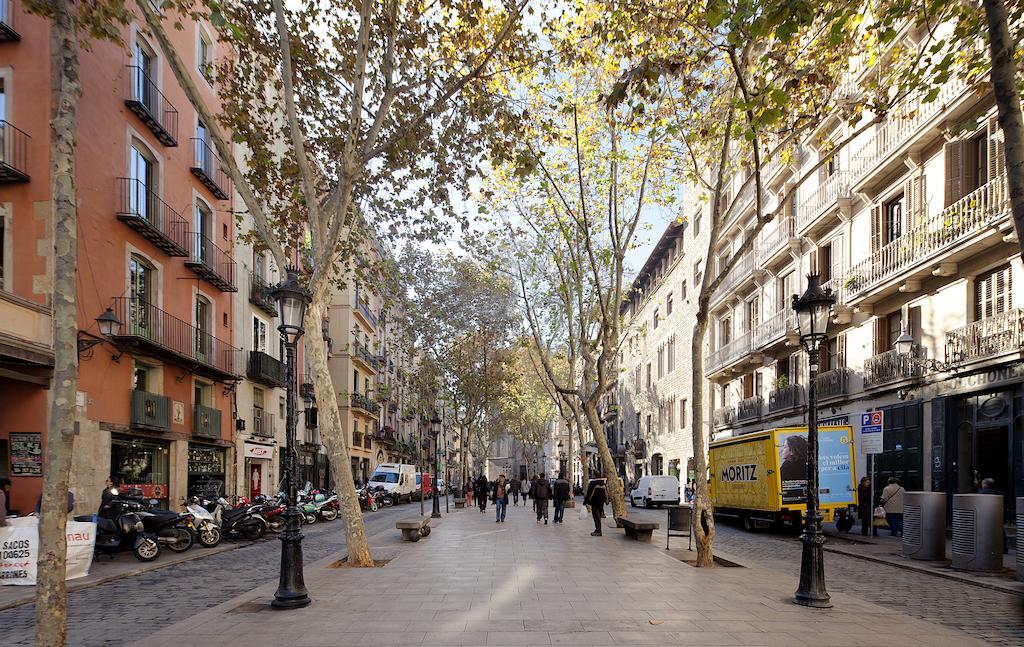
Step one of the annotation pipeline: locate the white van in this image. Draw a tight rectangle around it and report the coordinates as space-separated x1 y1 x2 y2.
629 475 680 508
368 464 416 503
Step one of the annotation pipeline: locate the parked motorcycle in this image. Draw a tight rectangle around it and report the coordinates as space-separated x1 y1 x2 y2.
84 495 162 562
314 493 340 520
184 497 222 547
250 495 287 533
135 500 195 553
204 497 268 541
358 487 379 512
369 486 394 508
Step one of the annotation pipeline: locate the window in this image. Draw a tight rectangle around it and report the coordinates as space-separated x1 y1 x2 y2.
975 264 1013 321
778 271 795 312
128 255 154 332
666 292 674 316
657 347 665 379
194 382 210 407
666 336 675 373
253 316 269 352
884 194 903 245
194 296 211 360
634 366 641 391
254 252 266 281
194 201 212 263
681 280 687 300
745 297 759 333
254 387 264 410
132 363 153 392
653 307 660 329
694 260 702 287
198 29 214 83
645 363 651 389
353 369 360 392
719 317 731 348
129 144 156 220
133 40 155 110
694 214 701 236
196 119 212 174
667 399 675 430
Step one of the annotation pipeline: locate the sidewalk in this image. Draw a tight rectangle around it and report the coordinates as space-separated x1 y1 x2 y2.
140 503 989 647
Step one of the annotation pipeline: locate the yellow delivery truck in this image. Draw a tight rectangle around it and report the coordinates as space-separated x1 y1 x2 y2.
708 426 857 530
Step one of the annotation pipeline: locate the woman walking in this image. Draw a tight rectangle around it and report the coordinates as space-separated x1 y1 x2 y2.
880 477 905 537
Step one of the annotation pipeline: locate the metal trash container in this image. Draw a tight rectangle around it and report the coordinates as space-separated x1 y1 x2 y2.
1016 498 1023 581
902 492 946 561
666 504 692 550
952 494 1003 571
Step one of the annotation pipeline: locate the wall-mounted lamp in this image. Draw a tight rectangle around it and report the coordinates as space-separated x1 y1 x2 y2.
77 307 123 358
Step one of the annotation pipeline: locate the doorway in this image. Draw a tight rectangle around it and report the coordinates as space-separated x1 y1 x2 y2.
974 426 1009 493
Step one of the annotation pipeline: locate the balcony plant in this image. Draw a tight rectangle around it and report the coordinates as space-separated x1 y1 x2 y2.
771 375 789 390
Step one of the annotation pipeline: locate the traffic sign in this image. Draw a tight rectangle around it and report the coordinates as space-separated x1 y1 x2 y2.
860 411 883 454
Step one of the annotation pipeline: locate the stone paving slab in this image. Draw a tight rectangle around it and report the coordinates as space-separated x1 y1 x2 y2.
137 503 989 647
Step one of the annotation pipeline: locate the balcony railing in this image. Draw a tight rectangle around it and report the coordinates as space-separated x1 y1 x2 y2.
843 175 1009 300
110 297 241 381
768 383 804 413
193 404 222 439
0 121 30 183
130 389 171 431
713 253 756 300
247 350 286 387
116 177 189 256
814 367 852 400
0 0 19 41
350 392 380 415
352 342 379 369
863 345 927 388
124 65 179 147
757 215 795 264
249 272 277 315
850 76 970 184
300 372 315 400
252 408 276 438
185 231 237 292
736 396 763 422
354 296 378 327
713 406 736 428
706 332 752 374
190 138 230 199
753 308 796 349
796 170 852 232
945 309 1024 365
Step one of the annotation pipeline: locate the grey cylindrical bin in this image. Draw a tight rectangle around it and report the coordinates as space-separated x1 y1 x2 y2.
1017 498 1023 581
902 492 946 560
951 494 1003 571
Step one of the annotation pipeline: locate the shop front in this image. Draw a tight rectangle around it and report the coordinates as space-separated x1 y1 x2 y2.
187 443 227 500
111 435 171 508
243 441 274 498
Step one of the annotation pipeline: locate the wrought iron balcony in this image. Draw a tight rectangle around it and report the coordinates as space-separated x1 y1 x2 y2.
757 215 795 264
354 296 378 327
190 138 230 199
116 177 189 256
352 341 379 369
252 408 276 439
843 175 1009 301
706 332 752 375
768 383 804 414
249 272 277 316
0 0 18 40
945 309 1024 366
130 389 171 432
736 396 763 422
863 345 926 388
247 350 286 387
124 66 178 147
350 392 380 415
753 308 796 349
185 231 237 292
796 170 852 233
0 121 30 182
193 404 221 439
109 297 241 382
814 367 852 401
713 406 736 428
300 372 315 400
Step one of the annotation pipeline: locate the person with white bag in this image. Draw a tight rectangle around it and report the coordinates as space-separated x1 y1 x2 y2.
583 476 607 536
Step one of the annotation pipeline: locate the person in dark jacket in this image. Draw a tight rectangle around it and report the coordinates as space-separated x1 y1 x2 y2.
509 477 522 506
584 476 607 536
491 474 509 522
856 476 872 536
552 472 570 524
534 473 551 524
474 474 489 513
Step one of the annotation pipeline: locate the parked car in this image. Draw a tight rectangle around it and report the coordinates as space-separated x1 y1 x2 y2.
629 475 680 508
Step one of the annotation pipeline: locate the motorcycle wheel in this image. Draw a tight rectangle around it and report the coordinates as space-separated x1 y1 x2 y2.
198 526 222 548
269 518 285 533
166 528 194 553
242 523 265 541
320 508 338 522
370 501 379 512
134 538 161 562
304 513 317 525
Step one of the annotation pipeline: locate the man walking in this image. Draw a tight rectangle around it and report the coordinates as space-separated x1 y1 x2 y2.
509 476 521 506
584 475 607 536
475 474 489 513
534 473 551 524
492 474 509 523
552 472 570 524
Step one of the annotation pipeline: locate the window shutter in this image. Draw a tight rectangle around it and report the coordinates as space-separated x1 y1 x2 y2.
909 306 922 343
989 117 1006 182
872 317 885 355
904 174 924 224
831 234 845 283
838 333 847 368
870 204 882 251
944 140 965 207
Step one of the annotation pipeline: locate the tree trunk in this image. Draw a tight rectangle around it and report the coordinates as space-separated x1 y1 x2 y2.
983 0 1024 255
582 400 626 519
689 312 716 568
305 301 373 566
35 2 81 644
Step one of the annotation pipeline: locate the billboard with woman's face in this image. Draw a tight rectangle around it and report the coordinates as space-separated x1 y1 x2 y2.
775 428 855 505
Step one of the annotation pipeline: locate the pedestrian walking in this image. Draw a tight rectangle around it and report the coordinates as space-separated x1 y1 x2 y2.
475 474 489 513
584 476 607 536
856 476 872 536
534 473 550 524
492 474 509 523
510 476 521 506
880 477 905 537
552 472 570 523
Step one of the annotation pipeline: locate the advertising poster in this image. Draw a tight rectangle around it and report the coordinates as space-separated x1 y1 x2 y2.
775 428 854 505
10 433 43 476
0 518 96 585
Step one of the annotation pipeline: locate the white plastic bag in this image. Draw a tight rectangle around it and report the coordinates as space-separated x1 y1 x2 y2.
579 505 589 521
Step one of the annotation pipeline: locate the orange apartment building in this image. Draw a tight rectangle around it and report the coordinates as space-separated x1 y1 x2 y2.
0 2 240 515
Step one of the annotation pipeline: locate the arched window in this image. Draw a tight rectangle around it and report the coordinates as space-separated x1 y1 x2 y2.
128 254 155 334
194 294 212 361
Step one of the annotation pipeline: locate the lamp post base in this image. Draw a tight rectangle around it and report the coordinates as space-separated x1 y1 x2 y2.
793 515 832 609
272 509 311 609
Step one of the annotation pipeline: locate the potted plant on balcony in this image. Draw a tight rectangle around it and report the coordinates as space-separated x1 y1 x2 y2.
842 273 862 292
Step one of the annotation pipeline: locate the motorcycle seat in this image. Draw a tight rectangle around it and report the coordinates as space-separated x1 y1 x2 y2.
221 508 250 521
97 517 118 533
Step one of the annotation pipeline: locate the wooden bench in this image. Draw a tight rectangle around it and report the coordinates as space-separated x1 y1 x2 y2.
396 515 432 542
616 517 659 543
454 497 466 509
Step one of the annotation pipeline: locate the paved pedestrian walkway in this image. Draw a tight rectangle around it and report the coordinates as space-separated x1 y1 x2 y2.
138 501 990 647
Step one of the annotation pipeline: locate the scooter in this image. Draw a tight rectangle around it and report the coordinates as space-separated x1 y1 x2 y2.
184 497 222 547
204 497 268 541
314 493 339 520
124 499 195 553
83 496 162 562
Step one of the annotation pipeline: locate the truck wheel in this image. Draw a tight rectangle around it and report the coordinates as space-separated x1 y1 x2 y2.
741 514 755 532
644 498 652 509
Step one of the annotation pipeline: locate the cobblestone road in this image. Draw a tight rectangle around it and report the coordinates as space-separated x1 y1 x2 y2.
0 501 417 646
629 507 1024 645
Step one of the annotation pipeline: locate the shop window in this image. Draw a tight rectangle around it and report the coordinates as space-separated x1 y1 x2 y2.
187 444 225 499
111 436 170 508
975 264 1012 321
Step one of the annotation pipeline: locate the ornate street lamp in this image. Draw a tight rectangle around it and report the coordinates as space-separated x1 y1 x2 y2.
791 273 835 609
431 411 442 519
271 269 312 610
